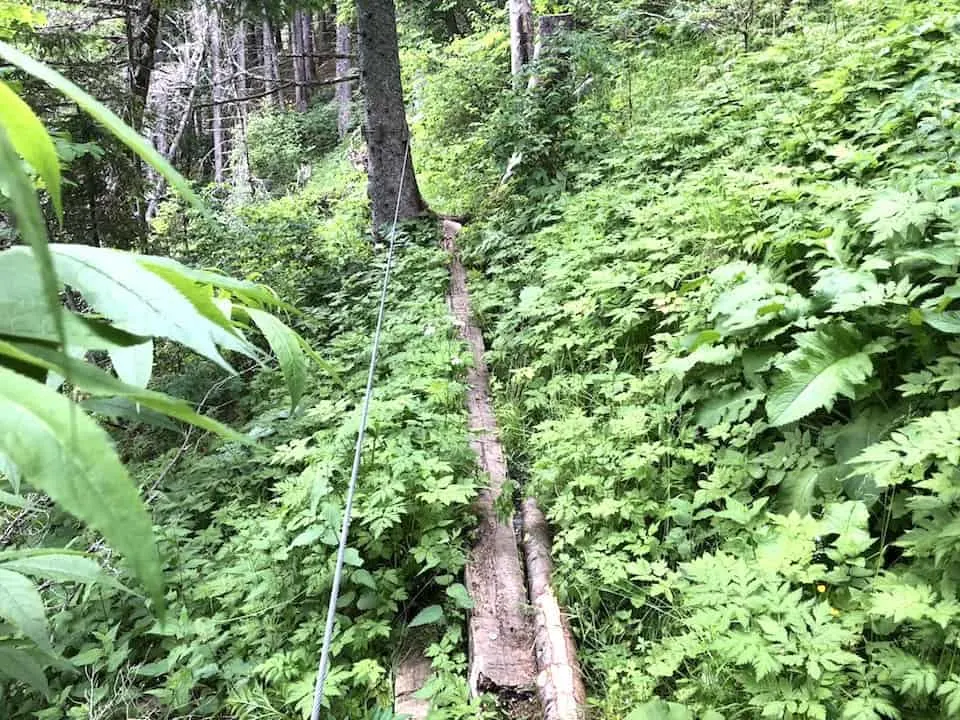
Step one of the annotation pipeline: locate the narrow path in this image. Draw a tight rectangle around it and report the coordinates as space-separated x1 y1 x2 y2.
444 219 540 716
395 220 584 719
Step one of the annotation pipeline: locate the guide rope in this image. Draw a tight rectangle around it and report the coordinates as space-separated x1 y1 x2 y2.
309 142 411 720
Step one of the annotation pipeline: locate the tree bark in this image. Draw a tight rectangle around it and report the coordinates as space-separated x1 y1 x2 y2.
335 18 352 138
508 0 534 77
356 0 427 229
522 498 587 720
302 10 316 88
209 1 225 182
291 14 306 111
262 12 282 105
127 0 161 130
529 13 575 89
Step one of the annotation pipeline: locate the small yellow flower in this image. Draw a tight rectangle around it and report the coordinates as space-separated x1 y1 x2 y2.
817 584 827 593
830 607 841 617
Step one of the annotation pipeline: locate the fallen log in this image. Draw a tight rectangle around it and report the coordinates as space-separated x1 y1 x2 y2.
522 498 587 720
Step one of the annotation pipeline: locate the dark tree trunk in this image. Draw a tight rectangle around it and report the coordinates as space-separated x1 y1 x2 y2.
356 0 426 229
335 19 352 137
509 0 534 77
127 0 161 130
291 15 306 110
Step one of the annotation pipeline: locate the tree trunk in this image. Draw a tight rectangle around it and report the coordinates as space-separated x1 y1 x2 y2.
302 10 316 87
209 1 225 182
262 13 282 105
291 14 306 111
127 0 161 130
356 0 427 229
508 0 534 77
335 19 352 138
145 45 205 221
528 13 575 89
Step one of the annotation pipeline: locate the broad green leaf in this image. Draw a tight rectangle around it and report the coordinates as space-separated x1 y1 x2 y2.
0 340 251 445
0 248 149 349
0 40 200 211
0 568 49 651
81 397 180 432
445 582 474 610
0 643 48 694
109 340 153 388
408 604 444 628
246 307 308 410
289 526 324 548
0 366 162 604
0 550 123 590
625 699 694 720
0 489 26 508
767 323 874 426
139 256 287 310
0 451 21 493
0 81 61 218
0 127 67 382
23 244 257 371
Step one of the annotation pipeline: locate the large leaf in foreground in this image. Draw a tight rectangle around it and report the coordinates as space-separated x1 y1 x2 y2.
0 340 251 445
8 244 258 371
0 128 67 379
0 366 162 604
0 81 61 218
247 307 308 410
766 323 874 427
0 40 200 212
0 643 48 694
0 568 49 651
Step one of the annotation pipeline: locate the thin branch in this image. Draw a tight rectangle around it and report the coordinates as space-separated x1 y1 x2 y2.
193 74 358 108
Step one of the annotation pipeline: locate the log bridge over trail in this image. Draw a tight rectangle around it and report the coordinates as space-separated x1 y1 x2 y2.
394 220 585 720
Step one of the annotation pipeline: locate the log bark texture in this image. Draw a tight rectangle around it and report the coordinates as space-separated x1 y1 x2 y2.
394 637 432 719
522 498 587 720
443 220 538 709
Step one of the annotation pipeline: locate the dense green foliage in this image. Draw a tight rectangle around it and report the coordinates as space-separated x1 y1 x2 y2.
413 0 960 716
7 0 960 717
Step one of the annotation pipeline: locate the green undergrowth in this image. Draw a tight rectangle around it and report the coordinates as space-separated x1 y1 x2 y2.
418 0 960 717
3 156 484 719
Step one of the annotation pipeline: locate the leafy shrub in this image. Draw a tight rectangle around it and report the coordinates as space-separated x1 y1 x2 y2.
246 102 339 189
423 0 960 716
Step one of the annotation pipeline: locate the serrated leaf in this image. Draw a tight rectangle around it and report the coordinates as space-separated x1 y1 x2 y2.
246 307 308 410
0 569 49 650
408 604 444 628
0 643 48 694
290 526 324 548
352 569 376 589
767 323 874 426
0 81 60 218
0 366 162 605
